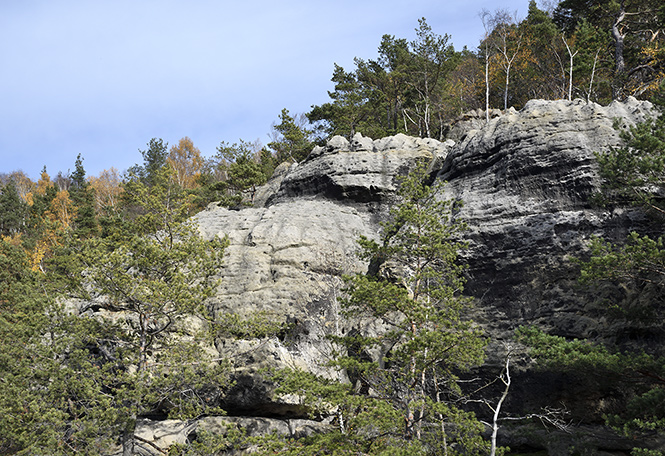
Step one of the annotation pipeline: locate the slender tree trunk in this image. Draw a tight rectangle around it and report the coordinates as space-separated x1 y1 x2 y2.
611 1 627 99
433 370 448 456
490 355 512 456
588 48 601 102
139 315 148 372
485 48 490 123
562 36 579 101
504 65 510 110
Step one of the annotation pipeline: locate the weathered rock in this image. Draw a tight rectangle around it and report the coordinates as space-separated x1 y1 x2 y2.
194 198 378 413
196 200 373 322
436 98 661 442
269 132 454 203
252 161 293 207
438 98 656 339
134 100 662 454
446 107 505 142
132 416 330 454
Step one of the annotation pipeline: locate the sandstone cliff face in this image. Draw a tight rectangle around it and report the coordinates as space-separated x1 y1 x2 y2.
439 98 656 339
142 99 660 454
194 134 448 415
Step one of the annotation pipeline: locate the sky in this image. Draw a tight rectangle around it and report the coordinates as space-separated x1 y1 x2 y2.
1 0 531 180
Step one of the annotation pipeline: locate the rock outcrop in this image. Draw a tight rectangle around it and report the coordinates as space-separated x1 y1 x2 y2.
440 97 656 337
267 132 453 204
145 98 661 454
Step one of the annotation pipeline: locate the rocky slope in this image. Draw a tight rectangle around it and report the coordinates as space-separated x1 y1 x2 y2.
139 98 662 454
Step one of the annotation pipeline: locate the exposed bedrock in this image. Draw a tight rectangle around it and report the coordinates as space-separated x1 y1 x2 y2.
183 98 662 454
438 98 658 340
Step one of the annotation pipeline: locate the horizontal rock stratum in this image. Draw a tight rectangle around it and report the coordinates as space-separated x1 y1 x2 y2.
141 98 661 454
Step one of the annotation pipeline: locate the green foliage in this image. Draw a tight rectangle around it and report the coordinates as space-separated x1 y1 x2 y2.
517 326 665 456
579 233 665 291
120 165 197 231
126 138 169 188
309 18 462 141
268 108 315 164
71 176 231 425
0 238 122 454
0 180 28 236
168 427 248 456
308 63 373 139
210 140 268 207
213 311 286 339
555 0 664 99
256 165 489 455
596 113 665 216
0 174 232 454
68 154 99 239
583 99 665 317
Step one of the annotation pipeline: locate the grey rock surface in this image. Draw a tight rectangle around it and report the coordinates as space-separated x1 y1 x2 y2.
270 132 454 203
132 416 329 453
137 100 661 453
438 98 656 340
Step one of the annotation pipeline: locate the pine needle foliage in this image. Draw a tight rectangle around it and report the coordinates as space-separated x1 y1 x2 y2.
0 173 231 455
257 164 488 455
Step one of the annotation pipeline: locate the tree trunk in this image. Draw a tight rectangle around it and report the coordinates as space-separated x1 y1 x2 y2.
588 48 601 102
611 1 627 99
562 36 578 101
485 50 490 123
504 65 510 110
121 423 135 456
490 356 512 456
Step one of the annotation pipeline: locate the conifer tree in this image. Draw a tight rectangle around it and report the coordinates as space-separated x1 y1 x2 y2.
0 180 28 236
68 176 230 454
268 108 315 164
259 164 489 455
0 171 231 454
0 235 114 454
68 154 99 238
126 138 169 188
212 140 267 207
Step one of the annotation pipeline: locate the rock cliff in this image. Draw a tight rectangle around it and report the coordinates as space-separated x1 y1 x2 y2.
140 98 662 454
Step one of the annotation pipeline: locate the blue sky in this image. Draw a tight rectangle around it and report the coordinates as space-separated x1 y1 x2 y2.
1 0 531 180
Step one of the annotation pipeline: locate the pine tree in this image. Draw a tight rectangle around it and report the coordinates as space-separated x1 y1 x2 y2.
68 154 99 238
268 109 315 164
259 164 489 455
126 138 169 188
0 236 116 454
0 180 28 237
0 174 231 454
212 140 267 207
69 176 230 455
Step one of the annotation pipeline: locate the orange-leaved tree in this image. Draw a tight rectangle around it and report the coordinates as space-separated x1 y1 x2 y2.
167 137 204 190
